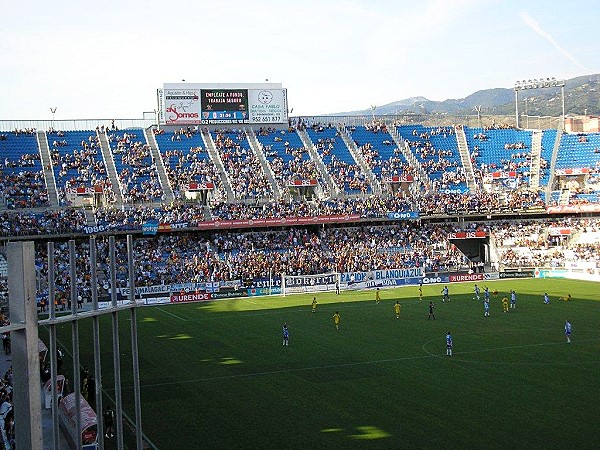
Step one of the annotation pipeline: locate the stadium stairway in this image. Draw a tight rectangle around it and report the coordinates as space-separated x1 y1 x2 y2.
386 124 431 189
246 128 283 200
529 130 543 189
454 126 477 191
296 128 340 197
559 188 571 205
200 128 235 202
84 208 97 227
36 131 59 206
144 128 175 204
96 131 124 204
337 126 382 195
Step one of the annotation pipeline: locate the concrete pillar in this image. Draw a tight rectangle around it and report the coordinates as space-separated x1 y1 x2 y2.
7 241 43 449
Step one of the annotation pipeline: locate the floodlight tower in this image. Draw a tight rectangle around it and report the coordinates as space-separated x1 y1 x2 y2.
514 78 566 129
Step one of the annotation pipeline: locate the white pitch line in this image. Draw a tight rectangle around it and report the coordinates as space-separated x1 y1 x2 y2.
156 307 187 321
123 354 439 390
118 337 600 390
422 336 600 365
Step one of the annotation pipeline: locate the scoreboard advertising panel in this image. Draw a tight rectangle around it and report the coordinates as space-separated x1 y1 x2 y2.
201 89 249 121
159 83 287 125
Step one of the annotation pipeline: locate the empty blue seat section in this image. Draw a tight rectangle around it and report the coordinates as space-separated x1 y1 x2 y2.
464 127 532 186
556 133 600 170
539 129 557 187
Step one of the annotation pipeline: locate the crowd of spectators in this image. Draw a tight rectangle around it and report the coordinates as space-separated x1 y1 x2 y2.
0 209 86 236
95 203 207 230
257 129 322 192
1 130 48 208
310 126 371 193
158 128 225 201
107 132 163 203
0 171 48 208
323 223 468 273
0 189 553 237
49 131 115 204
1 217 598 316
163 148 223 196
213 129 272 199
494 218 600 268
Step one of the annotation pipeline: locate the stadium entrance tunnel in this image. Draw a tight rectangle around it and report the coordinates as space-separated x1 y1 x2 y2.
449 236 489 267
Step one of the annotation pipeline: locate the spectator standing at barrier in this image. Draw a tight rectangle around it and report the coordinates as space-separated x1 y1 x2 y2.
1 334 9 355
104 407 115 438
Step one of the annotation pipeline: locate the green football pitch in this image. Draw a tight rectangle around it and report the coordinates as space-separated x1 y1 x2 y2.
49 278 600 449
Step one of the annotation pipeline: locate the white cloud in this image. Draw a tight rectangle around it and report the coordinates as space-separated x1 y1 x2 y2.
519 11 587 71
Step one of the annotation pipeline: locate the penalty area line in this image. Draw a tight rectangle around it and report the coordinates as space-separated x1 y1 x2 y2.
123 353 439 390
156 307 187 321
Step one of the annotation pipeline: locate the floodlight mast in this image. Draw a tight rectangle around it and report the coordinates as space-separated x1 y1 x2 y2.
514 78 566 130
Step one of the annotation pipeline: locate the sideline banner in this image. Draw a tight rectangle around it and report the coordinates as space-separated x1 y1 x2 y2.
421 275 450 284
345 277 422 290
499 271 534 279
283 273 338 294
341 268 423 284
449 273 484 283
170 292 212 303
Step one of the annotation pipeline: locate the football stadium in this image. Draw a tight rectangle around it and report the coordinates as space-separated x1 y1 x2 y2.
1 79 600 449
2 4 600 448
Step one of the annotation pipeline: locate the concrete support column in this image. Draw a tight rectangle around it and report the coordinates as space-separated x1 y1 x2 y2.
7 241 43 449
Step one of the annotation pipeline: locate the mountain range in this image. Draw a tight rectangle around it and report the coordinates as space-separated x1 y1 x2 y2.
328 74 600 117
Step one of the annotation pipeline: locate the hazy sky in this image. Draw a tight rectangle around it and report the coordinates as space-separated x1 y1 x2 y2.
1 0 597 119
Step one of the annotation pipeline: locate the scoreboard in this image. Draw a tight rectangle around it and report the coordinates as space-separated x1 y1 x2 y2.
158 83 288 125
